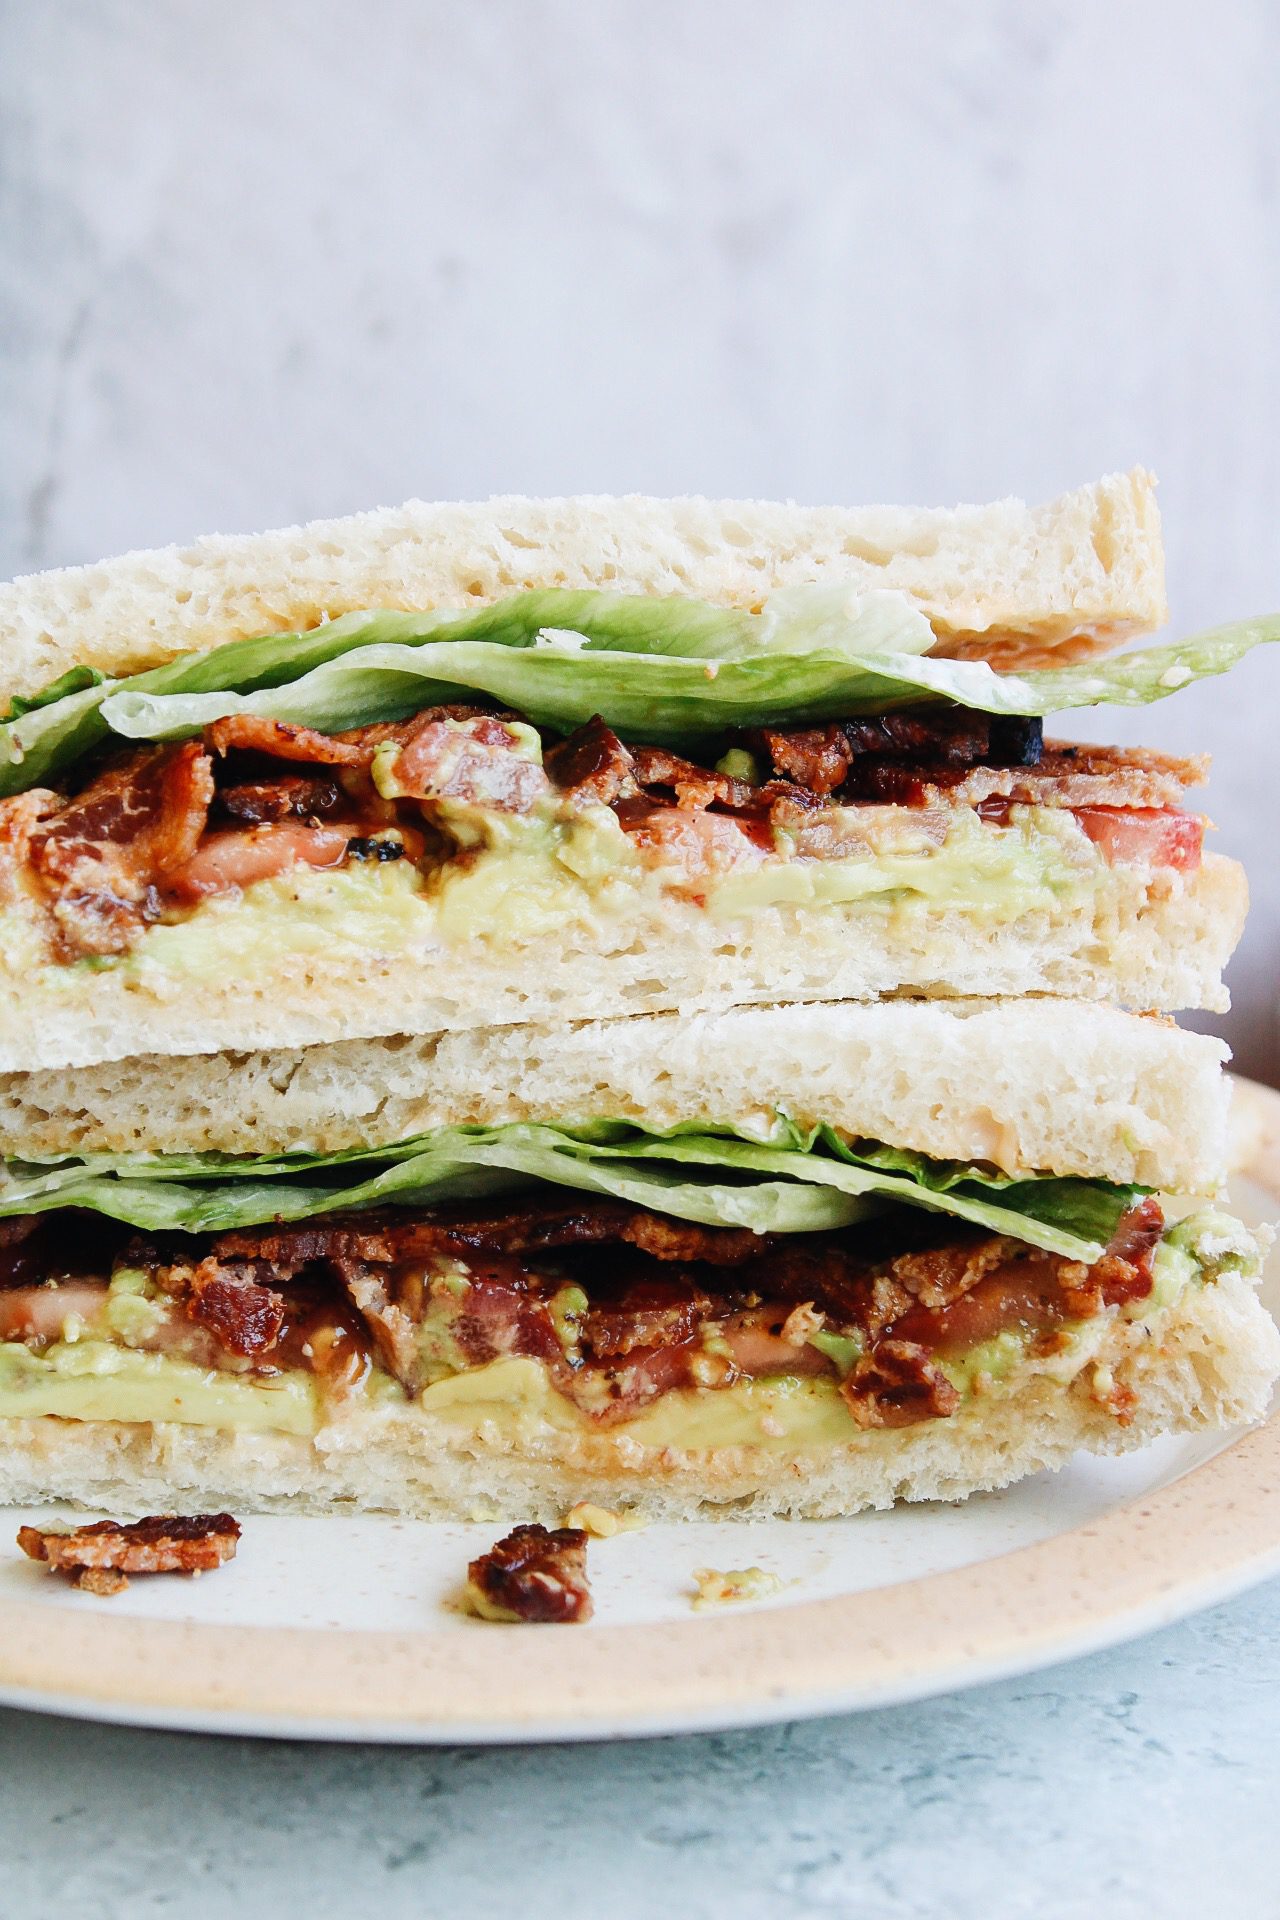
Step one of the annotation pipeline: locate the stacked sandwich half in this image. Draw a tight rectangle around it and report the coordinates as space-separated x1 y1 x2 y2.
0 470 1275 1519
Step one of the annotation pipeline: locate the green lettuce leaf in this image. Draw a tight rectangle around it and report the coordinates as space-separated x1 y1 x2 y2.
0 1120 1142 1261
0 588 934 795
1 587 1274 797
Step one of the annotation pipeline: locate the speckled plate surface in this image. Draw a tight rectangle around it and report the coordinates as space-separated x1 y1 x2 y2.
1 1077 1278 1745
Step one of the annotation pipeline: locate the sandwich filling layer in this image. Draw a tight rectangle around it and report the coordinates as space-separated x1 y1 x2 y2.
0 704 1208 974
0 1182 1263 1451
0 583 1269 1061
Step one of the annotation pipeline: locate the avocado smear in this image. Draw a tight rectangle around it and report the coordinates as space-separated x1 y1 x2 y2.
0 1339 320 1435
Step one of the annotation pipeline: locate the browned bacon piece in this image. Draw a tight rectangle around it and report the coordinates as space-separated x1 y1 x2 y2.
758 726 855 796
183 1258 288 1357
206 705 500 769
547 719 790 818
1060 1196 1166 1316
760 712 1040 792
628 744 755 811
544 724 846 850
205 1202 775 1276
17 1513 241 1593
466 1524 593 1624
207 715 401 766
218 773 346 824
583 1276 714 1359
543 715 637 805
841 1339 961 1429
211 710 548 815
28 742 214 956
1103 1195 1166 1271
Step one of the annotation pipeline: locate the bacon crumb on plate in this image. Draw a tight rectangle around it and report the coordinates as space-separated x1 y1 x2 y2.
465 1523 593 1623
17 1512 241 1594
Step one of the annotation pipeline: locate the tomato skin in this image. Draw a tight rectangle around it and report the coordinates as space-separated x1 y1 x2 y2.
1073 807 1203 872
0 1282 109 1344
891 1274 1064 1357
164 822 350 902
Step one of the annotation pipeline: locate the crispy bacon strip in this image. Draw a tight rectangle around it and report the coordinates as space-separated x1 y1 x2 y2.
28 743 214 956
466 1524 592 1623
207 715 406 767
628 744 754 811
583 1276 713 1358
759 712 1041 796
185 1258 287 1357
17 1513 241 1592
1060 1195 1166 1316
206 705 501 768
204 1202 775 1273
218 773 346 824
759 727 854 796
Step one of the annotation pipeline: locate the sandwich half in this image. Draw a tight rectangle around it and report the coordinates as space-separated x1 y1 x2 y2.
0 1001 1273 1521
0 472 1273 1072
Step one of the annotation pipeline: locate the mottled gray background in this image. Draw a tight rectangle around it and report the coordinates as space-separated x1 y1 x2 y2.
2 0 1278 1075
3 10 1280 1915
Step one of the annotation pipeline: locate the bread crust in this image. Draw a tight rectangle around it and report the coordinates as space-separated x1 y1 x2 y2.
0 472 1166 704
0 1273 1271 1522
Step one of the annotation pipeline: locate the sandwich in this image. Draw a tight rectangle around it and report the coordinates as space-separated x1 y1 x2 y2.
0 469 1274 1075
0 470 1273 1525
0 1000 1273 1519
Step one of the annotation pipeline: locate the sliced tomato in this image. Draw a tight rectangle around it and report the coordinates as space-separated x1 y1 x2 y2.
1073 806 1203 872
717 1313 834 1378
164 822 350 903
621 806 769 884
0 1282 109 1343
891 1273 1065 1358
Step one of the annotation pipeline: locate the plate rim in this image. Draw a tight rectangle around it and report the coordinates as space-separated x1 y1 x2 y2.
1 1074 1277 1743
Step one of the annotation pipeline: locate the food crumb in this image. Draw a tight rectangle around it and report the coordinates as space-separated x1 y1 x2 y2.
563 1502 648 1539
690 1566 785 1612
465 1524 593 1623
69 1567 130 1597
16 1513 240 1595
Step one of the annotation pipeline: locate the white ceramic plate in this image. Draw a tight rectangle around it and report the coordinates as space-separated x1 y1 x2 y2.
0 1080 1277 1744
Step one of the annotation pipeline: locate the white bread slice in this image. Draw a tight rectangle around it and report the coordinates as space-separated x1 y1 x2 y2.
0 999 1230 1192
0 848 1247 1074
0 1269 1271 1522
0 471 1165 704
